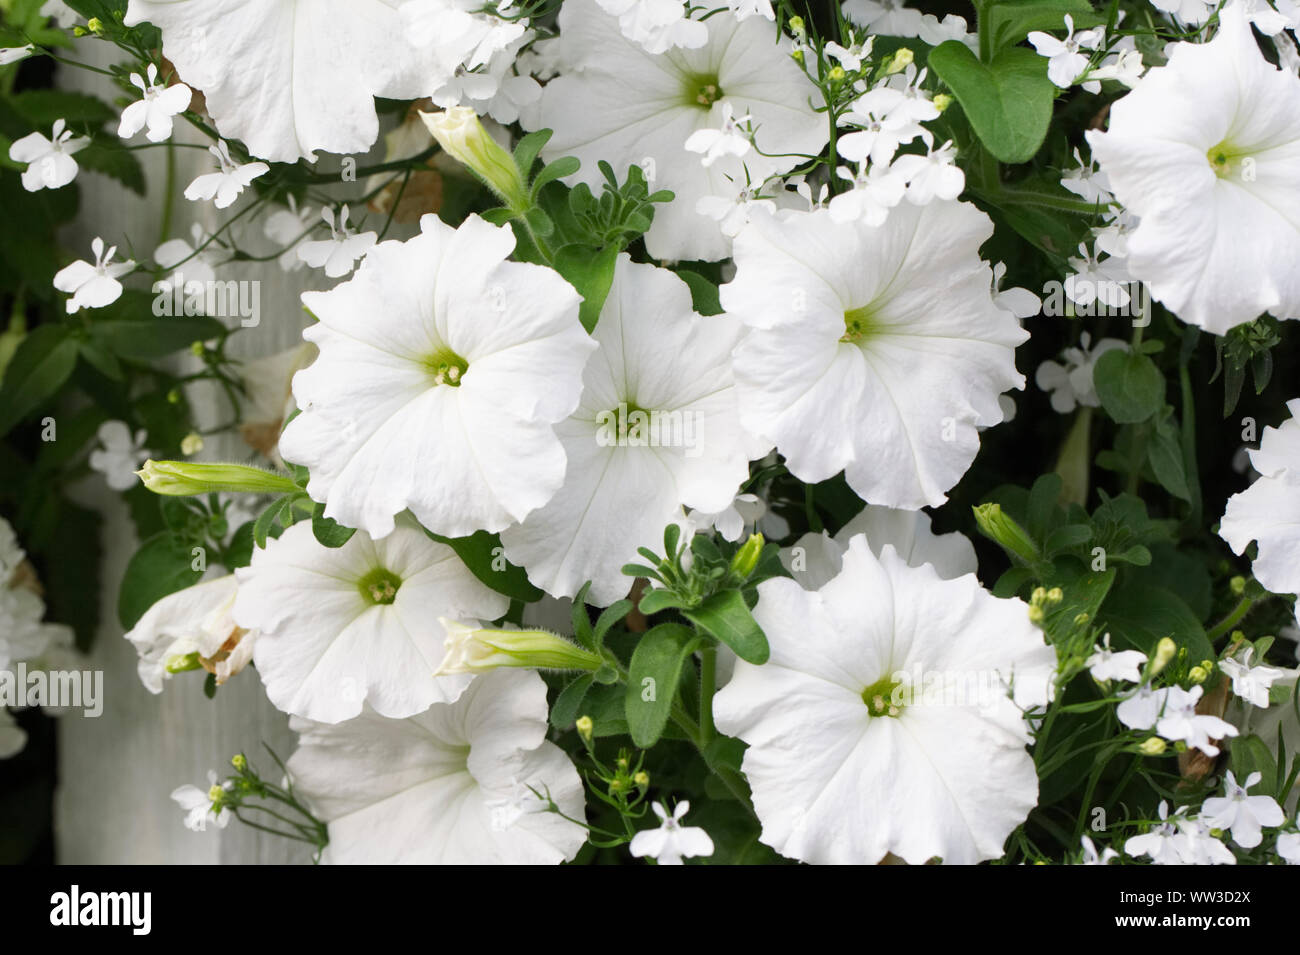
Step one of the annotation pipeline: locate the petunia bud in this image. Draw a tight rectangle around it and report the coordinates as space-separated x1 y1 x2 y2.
729 532 764 579
434 618 604 676
137 459 301 497
419 107 529 213
972 503 1040 565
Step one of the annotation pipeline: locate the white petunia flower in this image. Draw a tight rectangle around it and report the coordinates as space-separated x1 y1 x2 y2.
124 0 458 162
183 140 269 210
117 63 192 142
1034 333 1128 415
296 205 377 279
1086 633 1148 683
233 521 508 723
279 213 592 540
286 669 587 864
1201 770 1285 848
8 118 88 192
533 0 827 261
53 237 135 314
262 195 315 273
595 0 707 53
124 574 253 693
1220 646 1285 708
1078 834 1118 864
1154 685 1239 756
1086 7 1300 333
1220 399 1300 616
171 771 231 832
781 503 978 591
723 203 1026 510
843 0 929 37
1028 15 1104 88
630 801 715 865
500 256 753 605
87 420 149 491
0 585 61 672
715 537 1055 864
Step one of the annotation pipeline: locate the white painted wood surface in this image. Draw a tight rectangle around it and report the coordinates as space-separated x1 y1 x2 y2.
52 45 387 864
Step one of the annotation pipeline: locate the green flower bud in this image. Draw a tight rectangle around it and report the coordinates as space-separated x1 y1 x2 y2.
1188 665 1208 684
885 48 914 75
137 459 301 497
729 532 764 579
1149 636 1177 677
933 93 953 113
434 619 604 676
1137 737 1167 756
420 107 529 213
972 503 1041 565
231 754 247 772
576 715 594 743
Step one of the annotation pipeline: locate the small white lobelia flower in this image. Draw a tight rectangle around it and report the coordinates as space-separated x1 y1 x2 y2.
53 237 135 314
1123 800 1184 863
1173 813 1237 864
992 261 1043 319
88 420 149 491
183 140 269 210
1060 146 1114 206
1088 46 1146 88
723 202 1026 510
1220 399 1300 617
1150 0 1217 25
124 0 458 163
500 256 753 605
696 183 778 237
124 574 253 693
781 503 978 591
233 520 509 723
1201 770 1285 848
1027 15 1103 88
117 63 192 142
1224 0 1300 35
1154 684 1239 756
842 0 929 37
296 205 377 279
1085 633 1148 683
825 35 873 73
1064 242 1131 309
838 92 932 168
1086 7 1300 334
829 161 906 225
41 0 78 28
1116 683 1168 731
263 195 315 273
0 45 36 66
1277 831 1300 863
286 669 587 864
714 537 1055 864
689 492 766 543
726 0 774 21
533 0 827 261
171 771 231 832
1220 646 1285 708
595 0 708 53
683 102 753 167
1034 333 1128 415
1078 835 1118 864
279 213 593 540
154 223 222 293
630 801 715 865
9 118 88 191
891 140 966 205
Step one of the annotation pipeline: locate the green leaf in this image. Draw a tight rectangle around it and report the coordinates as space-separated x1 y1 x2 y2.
433 529 544 603
625 623 700 748
311 501 356 548
1041 559 1115 646
513 128 552 179
1148 413 1191 501
928 42 1055 163
683 589 769 664
9 89 115 128
530 155 580 196
75 141 146 194
253 494 296 548
0 324 77 437
984 0 1104 53
551 673 595 730
117 532 205 629
1093 348 1165 424
675 269 723 316
592 599 633 648
637 587 691 615
554 243 619 333
1101 579 1214 664
90 311 225 361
